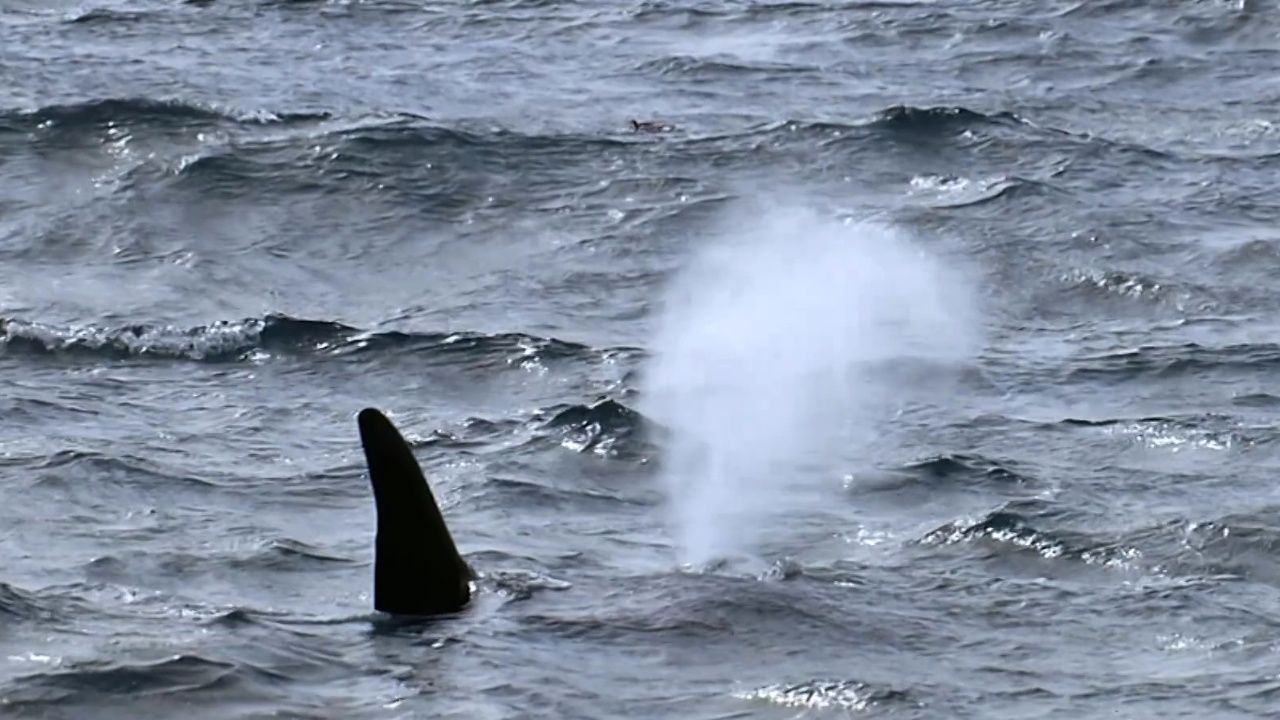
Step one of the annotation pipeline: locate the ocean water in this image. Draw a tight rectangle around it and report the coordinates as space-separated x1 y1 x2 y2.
3 1 1280 718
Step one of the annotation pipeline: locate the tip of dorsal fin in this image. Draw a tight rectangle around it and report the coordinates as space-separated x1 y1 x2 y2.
357 408 472 616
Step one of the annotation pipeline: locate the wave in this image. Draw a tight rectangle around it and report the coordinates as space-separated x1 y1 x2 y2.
1066 342 1280 382
162 116 631 200
922 503 1073 559
853 452 1035 495
0 97 329 134
65 8 151 24
925 502 1280 583
899 453 1030 485
1037 510 1280 585
1063 412 1260 453
522 571 836 641
1205 237 1280 271
33 449 224 490
859 103 1252 170
89 540 356 577
327 118 632 158
1055 267 1205 308
638 54 819 78
1233 392 1280 408
868 104 1026 134
919 500 1144 571
735 679 910 712
83 539 355 590
541 398 653 459
905 173 1044 209
691 104 1028 147
2 654 281 708
205 103 1036 167
4 98 1067 209
485 569 573 602
371 397 655 464
415 416 528 451
870 101 1280 169
688 105 1029 143
0 581 49 620
205 607 260 629
1162 514 1280 584
229 539 354 570
480 475 644 513
0 314 636 367
0 315 274 361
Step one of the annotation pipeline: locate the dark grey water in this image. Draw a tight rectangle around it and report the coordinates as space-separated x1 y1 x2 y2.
4 1 1280 717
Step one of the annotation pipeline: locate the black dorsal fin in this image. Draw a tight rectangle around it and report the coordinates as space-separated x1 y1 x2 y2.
357 408 472 615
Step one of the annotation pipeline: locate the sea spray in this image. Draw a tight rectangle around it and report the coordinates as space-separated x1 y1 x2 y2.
642 204 980 567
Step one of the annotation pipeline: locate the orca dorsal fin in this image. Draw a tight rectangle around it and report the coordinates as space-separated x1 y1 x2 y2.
357 408 472 615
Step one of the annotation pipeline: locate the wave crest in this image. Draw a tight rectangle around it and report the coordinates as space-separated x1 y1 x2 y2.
0 314 632 366
2 97 328 133
735 679 910 711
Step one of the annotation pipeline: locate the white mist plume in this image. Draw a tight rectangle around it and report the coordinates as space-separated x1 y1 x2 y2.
642 202 981 567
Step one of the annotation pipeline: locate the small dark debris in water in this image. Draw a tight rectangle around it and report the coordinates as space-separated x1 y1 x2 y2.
630 119 674 133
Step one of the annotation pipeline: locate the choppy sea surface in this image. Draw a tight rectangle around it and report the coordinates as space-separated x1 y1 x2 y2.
4 1 1280 718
